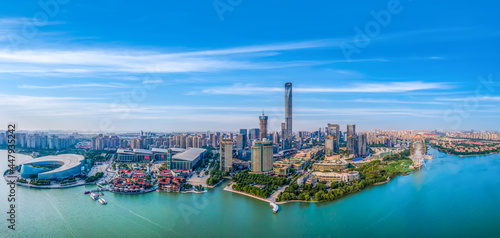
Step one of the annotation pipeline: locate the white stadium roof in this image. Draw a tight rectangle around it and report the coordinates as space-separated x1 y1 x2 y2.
21 154 85 174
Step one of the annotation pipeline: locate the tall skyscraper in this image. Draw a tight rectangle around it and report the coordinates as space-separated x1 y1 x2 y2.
259 111 268 140
251 140 274 174
325 136 335 156
281 123 286 140
326 124 340 154
239 129 247 148
347 124 357 156
220 138 233 172
357 133 367 157
284 82 293 141
249 128 260 140
236 134 244 150
273 132 280 145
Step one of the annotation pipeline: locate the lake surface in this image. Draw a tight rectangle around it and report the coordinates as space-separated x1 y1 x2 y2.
1 148 500 238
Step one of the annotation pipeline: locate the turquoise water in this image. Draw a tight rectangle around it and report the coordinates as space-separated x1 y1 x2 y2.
1 148 500 237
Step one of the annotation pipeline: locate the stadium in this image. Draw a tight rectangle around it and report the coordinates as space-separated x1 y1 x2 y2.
20 154 85 180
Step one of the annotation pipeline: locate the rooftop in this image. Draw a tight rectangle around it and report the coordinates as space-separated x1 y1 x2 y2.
21 154 85 175
172 148 207 162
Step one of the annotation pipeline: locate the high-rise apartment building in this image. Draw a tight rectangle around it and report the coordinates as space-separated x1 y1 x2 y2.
249 128 260 141
357 133 367 157
273 132 280 145
239 129 247 149
220 138 233 172
325 124 340 156
347 124 357 156
236 134 245 150
251 140 274 174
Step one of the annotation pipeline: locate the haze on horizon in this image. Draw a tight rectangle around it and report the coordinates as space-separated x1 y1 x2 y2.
0 1 499 132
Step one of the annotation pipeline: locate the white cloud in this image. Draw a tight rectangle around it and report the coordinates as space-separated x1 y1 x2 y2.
0 39 342 75
429 56 446 60
436 96 500 102
18 83 136 89
199 81 449 95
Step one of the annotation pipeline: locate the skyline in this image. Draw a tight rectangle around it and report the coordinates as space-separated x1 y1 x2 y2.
1 1 500 132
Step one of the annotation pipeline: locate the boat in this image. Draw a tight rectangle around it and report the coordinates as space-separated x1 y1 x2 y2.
270 203 279 213
89 193 98 200
98 198 107 205
84 191 90 194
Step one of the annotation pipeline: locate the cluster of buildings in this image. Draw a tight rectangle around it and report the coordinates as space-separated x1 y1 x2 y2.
364 130 438 148
217 83 295 174
324 124 368 158
219 136 275 174
157 169 189 192
110 169 152 193
0 132 76 150
445 131 499 141
92 131 241 151
431 140 500 154
91 134 128 150
130 132 212 150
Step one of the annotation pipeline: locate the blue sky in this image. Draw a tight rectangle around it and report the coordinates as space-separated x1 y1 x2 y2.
0 0 499 132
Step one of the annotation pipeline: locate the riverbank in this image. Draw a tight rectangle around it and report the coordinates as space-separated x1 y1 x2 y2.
223 185 274 203
457 152 500 157
374 177 391 186
224 184 322 205
206 178 226 188
275 200 318 205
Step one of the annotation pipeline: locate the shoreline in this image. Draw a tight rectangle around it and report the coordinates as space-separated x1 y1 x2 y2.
223 185 274 203
206 178 226 189
457 152 500 157
374 177 391 186
226 169 420 205
432 147 500 157
275 200 318 205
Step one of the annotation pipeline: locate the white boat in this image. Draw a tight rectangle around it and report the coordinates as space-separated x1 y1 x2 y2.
98 198 107 205
270 203 279 213
89 193 98 200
